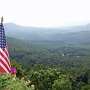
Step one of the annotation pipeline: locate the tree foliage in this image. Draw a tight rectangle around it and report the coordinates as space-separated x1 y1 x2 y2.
5 37 90 90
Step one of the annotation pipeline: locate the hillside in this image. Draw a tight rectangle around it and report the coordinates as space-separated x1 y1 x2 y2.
7 37 90 70
4 23 90 45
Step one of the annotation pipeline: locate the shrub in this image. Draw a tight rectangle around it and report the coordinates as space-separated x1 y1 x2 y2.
0 74 33 90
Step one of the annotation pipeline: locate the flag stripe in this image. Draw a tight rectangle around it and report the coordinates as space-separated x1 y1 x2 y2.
0 48 10 65
0 59 10 73
0 55 10 71
4 47 10 65
0 64 7 73
0 49 10 66
0 62 9 73
4 47 10 58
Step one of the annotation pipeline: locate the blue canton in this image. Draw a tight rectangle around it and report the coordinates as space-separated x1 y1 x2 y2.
0 23 6 49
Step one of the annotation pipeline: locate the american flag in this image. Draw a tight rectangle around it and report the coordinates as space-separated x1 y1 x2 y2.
0 19 10 74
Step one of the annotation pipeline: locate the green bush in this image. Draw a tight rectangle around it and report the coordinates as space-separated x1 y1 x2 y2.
0 74 33 90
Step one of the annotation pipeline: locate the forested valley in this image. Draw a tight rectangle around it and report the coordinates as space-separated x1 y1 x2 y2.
3 36 90 90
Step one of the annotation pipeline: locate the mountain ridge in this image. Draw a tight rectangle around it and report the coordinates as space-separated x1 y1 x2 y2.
4 23 90 45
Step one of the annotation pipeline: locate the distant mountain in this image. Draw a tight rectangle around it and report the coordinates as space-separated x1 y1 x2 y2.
4 23 75 40
4 23 90 45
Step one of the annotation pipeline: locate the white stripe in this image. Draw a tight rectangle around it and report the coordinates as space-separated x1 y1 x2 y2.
0 62 9 74
4 47 10 64
0 55 10 70
5 47 9 57
0 48 10 65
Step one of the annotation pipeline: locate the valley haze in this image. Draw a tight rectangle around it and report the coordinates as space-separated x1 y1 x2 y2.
4 23 90 45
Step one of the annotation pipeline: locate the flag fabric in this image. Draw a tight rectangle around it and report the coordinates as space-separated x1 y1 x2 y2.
0 22 10 74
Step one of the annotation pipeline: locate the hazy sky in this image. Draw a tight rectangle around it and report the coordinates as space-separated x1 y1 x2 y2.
0 0 90 27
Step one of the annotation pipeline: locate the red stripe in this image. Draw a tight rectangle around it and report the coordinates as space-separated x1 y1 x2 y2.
0 47 10 74
0 64 7 73
4 48 10 65
4 47 10 58
0 58 10 72
0 50 10 66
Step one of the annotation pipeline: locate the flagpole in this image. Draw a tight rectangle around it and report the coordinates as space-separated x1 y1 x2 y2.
0 17 3 33
1 17 3 24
